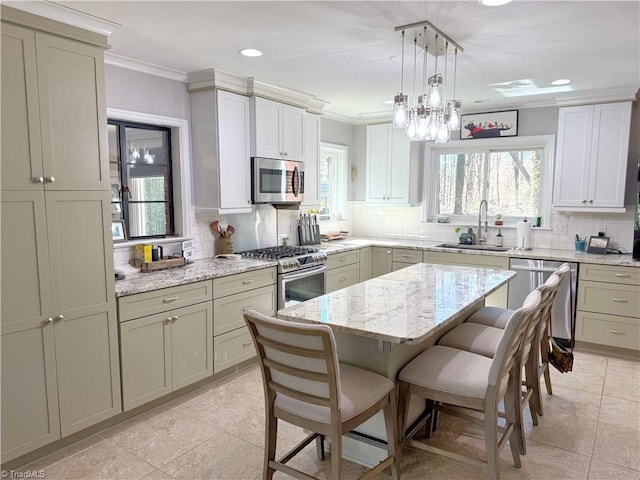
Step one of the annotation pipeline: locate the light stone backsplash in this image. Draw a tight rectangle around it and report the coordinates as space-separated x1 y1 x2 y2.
114 201 634 268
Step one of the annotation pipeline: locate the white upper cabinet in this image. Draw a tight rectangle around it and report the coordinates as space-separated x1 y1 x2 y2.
190 89 252 213
252 97 305 160
366 123 420 205
302 113 320 205
553 102 632 212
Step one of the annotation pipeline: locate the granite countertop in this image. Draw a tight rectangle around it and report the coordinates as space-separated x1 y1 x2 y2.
277 263 515 344
115 257 277 297
320 236 640 267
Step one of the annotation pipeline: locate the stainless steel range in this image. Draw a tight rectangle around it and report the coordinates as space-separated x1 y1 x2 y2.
239 246 327 309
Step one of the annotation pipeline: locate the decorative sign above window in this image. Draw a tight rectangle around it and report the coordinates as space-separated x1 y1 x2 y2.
460 110 518 140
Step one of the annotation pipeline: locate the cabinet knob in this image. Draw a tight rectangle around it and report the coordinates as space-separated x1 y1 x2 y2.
55 314 64 321
165 317 172 324
581 199 587 203
33 176 44 184
172 315 178 322
588 199 593 203
44 317 54 324
387 250 391 255
45 176 55 183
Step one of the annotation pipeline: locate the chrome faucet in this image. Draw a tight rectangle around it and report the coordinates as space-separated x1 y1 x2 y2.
478 199 488 244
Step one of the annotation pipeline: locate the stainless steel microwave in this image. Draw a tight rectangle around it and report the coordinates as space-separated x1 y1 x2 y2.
251 157 304 205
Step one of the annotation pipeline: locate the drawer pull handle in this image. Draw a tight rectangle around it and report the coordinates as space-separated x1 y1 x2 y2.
614 273 631 278
612 298 629 303
339 277 346 282
163 296 179 303
401 254 412 258
340 257 346 262
242 342 253 347
609 329 625 335
242 280 254 285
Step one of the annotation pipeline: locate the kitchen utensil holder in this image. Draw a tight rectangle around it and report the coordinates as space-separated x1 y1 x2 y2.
215 237 234 254
298 224 320 245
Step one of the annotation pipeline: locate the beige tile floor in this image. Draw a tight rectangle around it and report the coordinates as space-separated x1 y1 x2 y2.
13 350 640 480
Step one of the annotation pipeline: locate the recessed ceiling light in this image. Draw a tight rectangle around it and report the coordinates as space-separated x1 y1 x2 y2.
551 79 572 86
240 48 262 57
479 0 512 5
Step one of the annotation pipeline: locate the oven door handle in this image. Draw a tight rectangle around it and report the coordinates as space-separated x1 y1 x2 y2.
281 265 327 282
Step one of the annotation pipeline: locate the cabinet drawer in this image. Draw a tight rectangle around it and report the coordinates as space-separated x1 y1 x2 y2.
326 250 360 269
118 281 213 322
213 285 276 336
392 262 415 272
213 267 276 298
326 263 359 293
425 251 509 269
577 281 640 318
576 311 639 350
392 248 422 264
579 263 640 286
214 327 256 373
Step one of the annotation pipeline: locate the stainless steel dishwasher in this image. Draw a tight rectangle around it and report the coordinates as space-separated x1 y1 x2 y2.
507 259 578 346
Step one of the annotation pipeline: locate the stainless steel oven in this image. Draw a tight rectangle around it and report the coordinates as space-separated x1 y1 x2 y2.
279 264 326 309
251 157 304 205
239 246 327 310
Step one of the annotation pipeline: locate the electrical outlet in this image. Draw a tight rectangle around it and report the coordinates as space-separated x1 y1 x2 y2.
555 222 567 234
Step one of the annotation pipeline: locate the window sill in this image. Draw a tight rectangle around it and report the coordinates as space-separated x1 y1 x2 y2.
426 221 551 231
114 236 193 249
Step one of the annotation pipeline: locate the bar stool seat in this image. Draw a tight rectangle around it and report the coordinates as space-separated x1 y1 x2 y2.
437 323 503 359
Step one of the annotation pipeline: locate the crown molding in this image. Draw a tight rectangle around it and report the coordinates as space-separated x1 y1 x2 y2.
554 86 639 106
187 69 248 94
105 54 187 82
321 110 360 125
3 1 121 36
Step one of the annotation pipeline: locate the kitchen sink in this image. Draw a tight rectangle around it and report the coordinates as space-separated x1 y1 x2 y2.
435 243 511 252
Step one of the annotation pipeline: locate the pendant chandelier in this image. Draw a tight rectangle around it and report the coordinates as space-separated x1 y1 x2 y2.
392 21 463 143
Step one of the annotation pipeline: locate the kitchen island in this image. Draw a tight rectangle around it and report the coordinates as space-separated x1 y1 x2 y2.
277 262 515 467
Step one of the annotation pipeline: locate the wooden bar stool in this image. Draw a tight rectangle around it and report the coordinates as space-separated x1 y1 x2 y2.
243 309 400 480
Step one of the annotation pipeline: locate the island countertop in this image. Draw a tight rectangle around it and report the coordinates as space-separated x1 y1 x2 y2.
277 263 516 344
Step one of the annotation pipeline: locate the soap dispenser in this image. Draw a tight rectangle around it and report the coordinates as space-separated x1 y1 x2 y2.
495 229 503 247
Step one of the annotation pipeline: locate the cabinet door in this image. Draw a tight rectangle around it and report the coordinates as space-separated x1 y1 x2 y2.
370 247 392 278
1 23 43 191
359 247 371 282
587 102 631 208
1 325 60 462
120 313 172 411
254 97 282 159
553 106 593 208
1 191 53 334
302 113 320 205
281 105 305 160
171 302 213 390
366 124 390 202
35 33 108 191
46 191 120 434
387 127 411 203
217 90 251 210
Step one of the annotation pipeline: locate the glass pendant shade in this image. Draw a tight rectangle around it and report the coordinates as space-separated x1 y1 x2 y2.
436 113 451 143
406 108 418 140
393 93 409 128
416 106 429 140
446 100 462 131
427 74 444 109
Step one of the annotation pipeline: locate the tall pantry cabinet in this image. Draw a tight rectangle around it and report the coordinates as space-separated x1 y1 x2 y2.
1 7 121 463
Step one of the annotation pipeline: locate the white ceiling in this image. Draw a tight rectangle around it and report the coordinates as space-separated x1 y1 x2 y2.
11 1 640 120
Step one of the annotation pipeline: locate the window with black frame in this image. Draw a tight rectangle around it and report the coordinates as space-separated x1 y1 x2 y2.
107 120 174 240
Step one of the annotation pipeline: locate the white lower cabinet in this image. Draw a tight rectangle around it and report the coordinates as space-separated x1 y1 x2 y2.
213 268 277 373
118 282 214 411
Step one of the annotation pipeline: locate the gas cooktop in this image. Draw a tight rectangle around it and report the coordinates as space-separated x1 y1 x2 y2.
239 246 327 273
